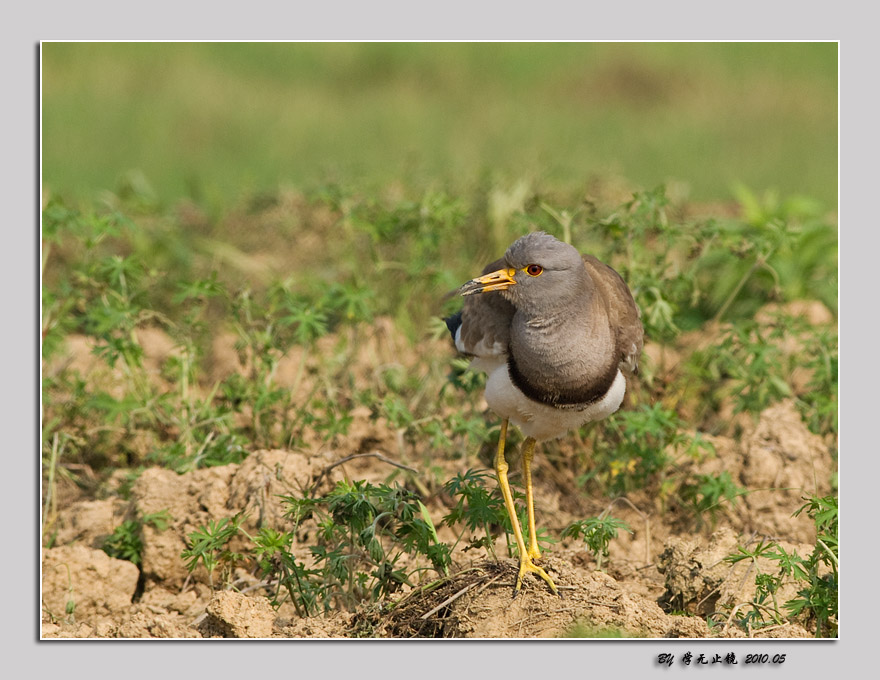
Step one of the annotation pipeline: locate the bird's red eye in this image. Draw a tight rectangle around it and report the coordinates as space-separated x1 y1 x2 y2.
526 264 543 277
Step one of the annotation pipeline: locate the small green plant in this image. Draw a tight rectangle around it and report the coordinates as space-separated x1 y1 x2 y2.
225 284 327 447
723 538 787 631
723 494 838 637
183 518 325 617
442 468 508 558
697 319 792 417
251 527 323 617
796 328 838 436
584 403 708 498
590 185 696 343
442 468 558 561
783 495 838 636
562 514 632 571
102 509 171 565
181 512 249 589
283 480 451 612
679 471 746 529
445 356 487 396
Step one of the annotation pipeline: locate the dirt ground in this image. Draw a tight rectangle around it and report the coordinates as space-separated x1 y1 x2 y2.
41 305 836 639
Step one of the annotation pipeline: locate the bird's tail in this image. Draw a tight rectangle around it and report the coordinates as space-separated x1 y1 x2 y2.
444 310 463 344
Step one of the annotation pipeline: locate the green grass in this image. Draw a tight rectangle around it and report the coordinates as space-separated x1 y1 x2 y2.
41 182 838 477
42 42 838 211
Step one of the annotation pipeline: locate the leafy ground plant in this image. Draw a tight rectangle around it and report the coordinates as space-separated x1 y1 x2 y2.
722 495 838 637
442 469 508 558
561 514 632 571
181 513 249 590
441 467 560 560
785 495 838 636
284 480 451 611
181 481 452 616
581 402 716 518
679 471 746 530
102 509 171 566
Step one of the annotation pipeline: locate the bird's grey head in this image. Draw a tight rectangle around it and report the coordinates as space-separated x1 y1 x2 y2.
504 232 581 269
501 232 587 309
457 231 589 309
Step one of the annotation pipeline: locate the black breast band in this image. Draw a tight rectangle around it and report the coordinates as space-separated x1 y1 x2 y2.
507 353 619 409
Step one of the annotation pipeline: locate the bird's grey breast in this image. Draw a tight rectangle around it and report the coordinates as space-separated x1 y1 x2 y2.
507 309 618 409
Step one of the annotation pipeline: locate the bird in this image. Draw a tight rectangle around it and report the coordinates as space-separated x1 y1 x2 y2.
445 231 643 596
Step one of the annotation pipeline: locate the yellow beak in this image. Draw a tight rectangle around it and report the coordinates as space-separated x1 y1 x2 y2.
458 267 517 296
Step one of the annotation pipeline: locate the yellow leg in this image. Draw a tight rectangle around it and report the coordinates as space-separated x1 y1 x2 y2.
494 420 559 597
521 437 542 561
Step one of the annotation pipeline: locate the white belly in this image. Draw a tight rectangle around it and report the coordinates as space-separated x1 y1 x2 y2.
482 359 626 442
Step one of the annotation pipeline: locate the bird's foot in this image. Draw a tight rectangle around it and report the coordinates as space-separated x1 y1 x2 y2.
514 555 560 598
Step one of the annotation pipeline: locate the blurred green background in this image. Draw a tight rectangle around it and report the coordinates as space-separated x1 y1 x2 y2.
41 42 838 210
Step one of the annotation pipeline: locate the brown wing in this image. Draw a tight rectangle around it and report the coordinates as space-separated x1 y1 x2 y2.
582 254 644 373
456 257 515 358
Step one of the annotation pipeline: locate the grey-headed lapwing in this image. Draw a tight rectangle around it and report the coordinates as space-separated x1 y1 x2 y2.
446 231 643 595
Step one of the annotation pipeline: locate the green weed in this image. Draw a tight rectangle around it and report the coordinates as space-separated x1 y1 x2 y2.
796 328 838 436
180 482 452 616
679 471 746 529
284 480 451 611
102 509 171 566
441 467 559 561
250 527 323 617
694 320 792 418
442 469 508 558
181 512 249 589
785 496 838 636
582 403 712 499
723 495 838 637
562 515 632 571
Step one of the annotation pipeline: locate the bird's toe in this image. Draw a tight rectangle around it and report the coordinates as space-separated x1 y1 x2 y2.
513 556 560 598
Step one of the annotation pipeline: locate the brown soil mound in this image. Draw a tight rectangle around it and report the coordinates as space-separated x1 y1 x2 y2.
42 396 831 638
